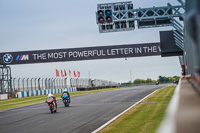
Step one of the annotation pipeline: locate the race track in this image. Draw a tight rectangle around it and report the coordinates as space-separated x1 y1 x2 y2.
0 84 168 133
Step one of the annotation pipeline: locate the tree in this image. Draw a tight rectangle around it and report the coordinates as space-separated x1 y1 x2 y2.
133 79 146 84
158 76 164 83
132 76 180 84
146 78 153 83
158 76 180 83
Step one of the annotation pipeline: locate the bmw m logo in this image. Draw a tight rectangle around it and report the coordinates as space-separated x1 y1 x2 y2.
16 55 29 61
3 54 13 64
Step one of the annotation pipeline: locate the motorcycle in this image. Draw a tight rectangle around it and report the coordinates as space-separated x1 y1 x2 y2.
155 81 159 85
61 91 70 107
45 96 57 113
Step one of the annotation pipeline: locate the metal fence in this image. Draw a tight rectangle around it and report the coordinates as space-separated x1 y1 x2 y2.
8 78 119 93
12 78 68 92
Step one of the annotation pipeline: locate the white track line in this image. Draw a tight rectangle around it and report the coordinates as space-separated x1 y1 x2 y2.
91 89 159 133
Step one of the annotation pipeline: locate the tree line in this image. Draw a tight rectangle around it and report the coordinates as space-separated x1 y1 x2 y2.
157 76 179 83
121 76 180 85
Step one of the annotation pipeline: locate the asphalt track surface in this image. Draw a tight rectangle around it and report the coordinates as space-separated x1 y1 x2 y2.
0 84 168 133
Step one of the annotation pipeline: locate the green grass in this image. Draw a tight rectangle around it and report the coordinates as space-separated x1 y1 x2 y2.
99 85 176 133
0 87 125 111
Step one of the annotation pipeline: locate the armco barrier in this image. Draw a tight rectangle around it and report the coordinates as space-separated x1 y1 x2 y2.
16 87 77 98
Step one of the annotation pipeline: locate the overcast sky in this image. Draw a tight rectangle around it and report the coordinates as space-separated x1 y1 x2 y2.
0 0 182 83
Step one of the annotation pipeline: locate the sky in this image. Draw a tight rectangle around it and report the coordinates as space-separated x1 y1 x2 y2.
0 0 182 83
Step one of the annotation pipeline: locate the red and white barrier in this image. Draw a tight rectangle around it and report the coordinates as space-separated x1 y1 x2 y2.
0 94 9 100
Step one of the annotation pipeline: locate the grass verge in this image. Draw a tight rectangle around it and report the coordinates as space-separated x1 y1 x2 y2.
0 87 125 111
98 85 176 133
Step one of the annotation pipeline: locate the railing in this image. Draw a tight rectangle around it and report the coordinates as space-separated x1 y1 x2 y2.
4 78 119 93
11 78 68 92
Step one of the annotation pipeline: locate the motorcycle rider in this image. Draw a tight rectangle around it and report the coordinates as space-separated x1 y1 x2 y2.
62 90 70 103
47 93 57 109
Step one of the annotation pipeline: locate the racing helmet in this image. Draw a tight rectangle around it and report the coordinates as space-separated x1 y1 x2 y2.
48 93 53 97
63 90 68 93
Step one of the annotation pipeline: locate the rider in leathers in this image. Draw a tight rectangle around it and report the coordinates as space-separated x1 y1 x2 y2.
47 93 57 109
